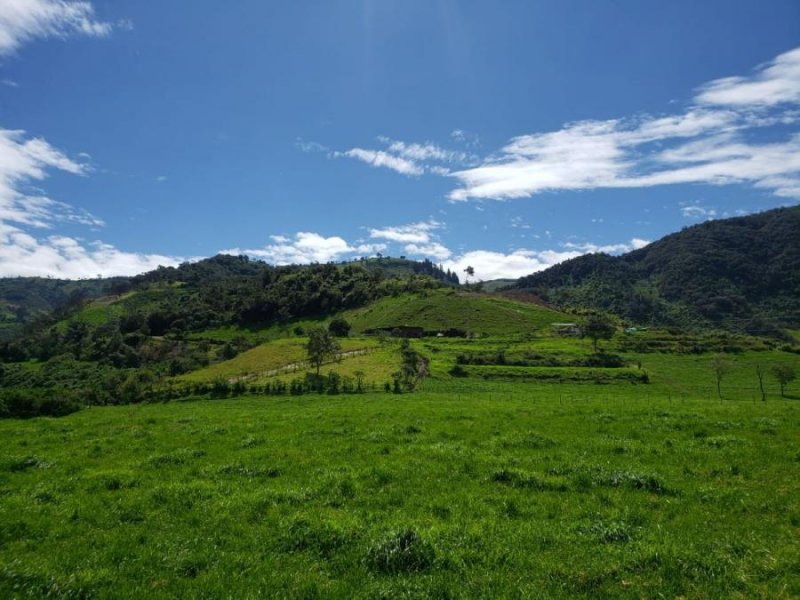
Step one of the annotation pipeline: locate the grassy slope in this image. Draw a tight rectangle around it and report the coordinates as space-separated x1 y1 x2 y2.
179 338 381 383
344 290 565 336
0 390 798 598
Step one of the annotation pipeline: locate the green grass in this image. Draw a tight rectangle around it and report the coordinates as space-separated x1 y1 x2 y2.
179 337 380 383
344 289 565 336
0 388 798 598
2 316 799 597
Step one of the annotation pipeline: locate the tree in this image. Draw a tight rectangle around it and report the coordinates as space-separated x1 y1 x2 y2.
328 316 351 337
580 313 616 353
712 354 732 400
756 363 766 402
463 266 475 287
772 364 796 397
354 370 365 392
306 327 341 376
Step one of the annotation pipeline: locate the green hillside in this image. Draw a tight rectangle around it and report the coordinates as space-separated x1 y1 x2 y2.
345 290 565 336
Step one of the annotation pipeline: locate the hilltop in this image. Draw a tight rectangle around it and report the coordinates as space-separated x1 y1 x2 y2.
511 206 800 337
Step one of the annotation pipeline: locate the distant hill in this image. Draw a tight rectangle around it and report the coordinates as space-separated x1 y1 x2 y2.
0 277 128 342
511 206 800 337
0 255 458 342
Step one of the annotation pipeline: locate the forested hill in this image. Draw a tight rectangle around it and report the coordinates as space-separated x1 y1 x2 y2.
512 205 800 337
0 255 458 342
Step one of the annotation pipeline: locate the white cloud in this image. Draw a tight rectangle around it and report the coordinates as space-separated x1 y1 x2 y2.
0 221 178 278
327 47 800 202
0 128 179 278
442 238 649 282
368 219 443 244
336 148 423 176
0 0 114 55
680 205 717 219
562 238 650 254
224 232 385 265
331 137 475 176
444 249 583 282
446 49 800 201
695 47 800 107
380 138 468 163
403 242 452 260
0 128 107 228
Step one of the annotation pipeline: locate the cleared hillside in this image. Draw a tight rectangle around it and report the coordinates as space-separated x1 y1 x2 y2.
344 290 566 336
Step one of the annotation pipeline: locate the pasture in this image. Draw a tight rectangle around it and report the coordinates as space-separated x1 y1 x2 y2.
1 380 798 598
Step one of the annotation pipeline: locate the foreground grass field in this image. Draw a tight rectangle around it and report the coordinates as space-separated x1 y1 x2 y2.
1 386 798 598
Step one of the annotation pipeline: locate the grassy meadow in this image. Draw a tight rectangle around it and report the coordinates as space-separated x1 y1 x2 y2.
1 387 798 598
2 292 799 597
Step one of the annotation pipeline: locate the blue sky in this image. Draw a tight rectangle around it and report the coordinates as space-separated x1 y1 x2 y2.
0 0 799 280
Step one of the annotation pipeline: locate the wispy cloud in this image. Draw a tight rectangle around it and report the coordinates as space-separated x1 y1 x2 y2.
695 47 800 107
324 47 800 202
336 148 424 176
680 205 717 219
0 128 107 228
330 137 475 177
447 48 800 201
0 0 115 55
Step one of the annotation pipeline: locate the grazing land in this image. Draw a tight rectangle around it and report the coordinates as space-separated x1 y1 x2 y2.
1 332 799 598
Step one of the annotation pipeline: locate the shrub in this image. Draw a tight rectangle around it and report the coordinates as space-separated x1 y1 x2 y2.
328 317 351 337
448 364 468 377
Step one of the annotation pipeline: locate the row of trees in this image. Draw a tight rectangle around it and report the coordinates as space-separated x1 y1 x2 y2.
713 356 794 400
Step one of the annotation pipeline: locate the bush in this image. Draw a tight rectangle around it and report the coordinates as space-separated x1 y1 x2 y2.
328 317 351 337
448 364 468 377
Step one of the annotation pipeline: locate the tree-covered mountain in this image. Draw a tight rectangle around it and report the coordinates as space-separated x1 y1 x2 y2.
0 255 453 365
511 206 800 337
0 255 458 342
0 277 130 342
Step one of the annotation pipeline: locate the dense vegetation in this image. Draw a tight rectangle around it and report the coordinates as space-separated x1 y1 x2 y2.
512 206 800 337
